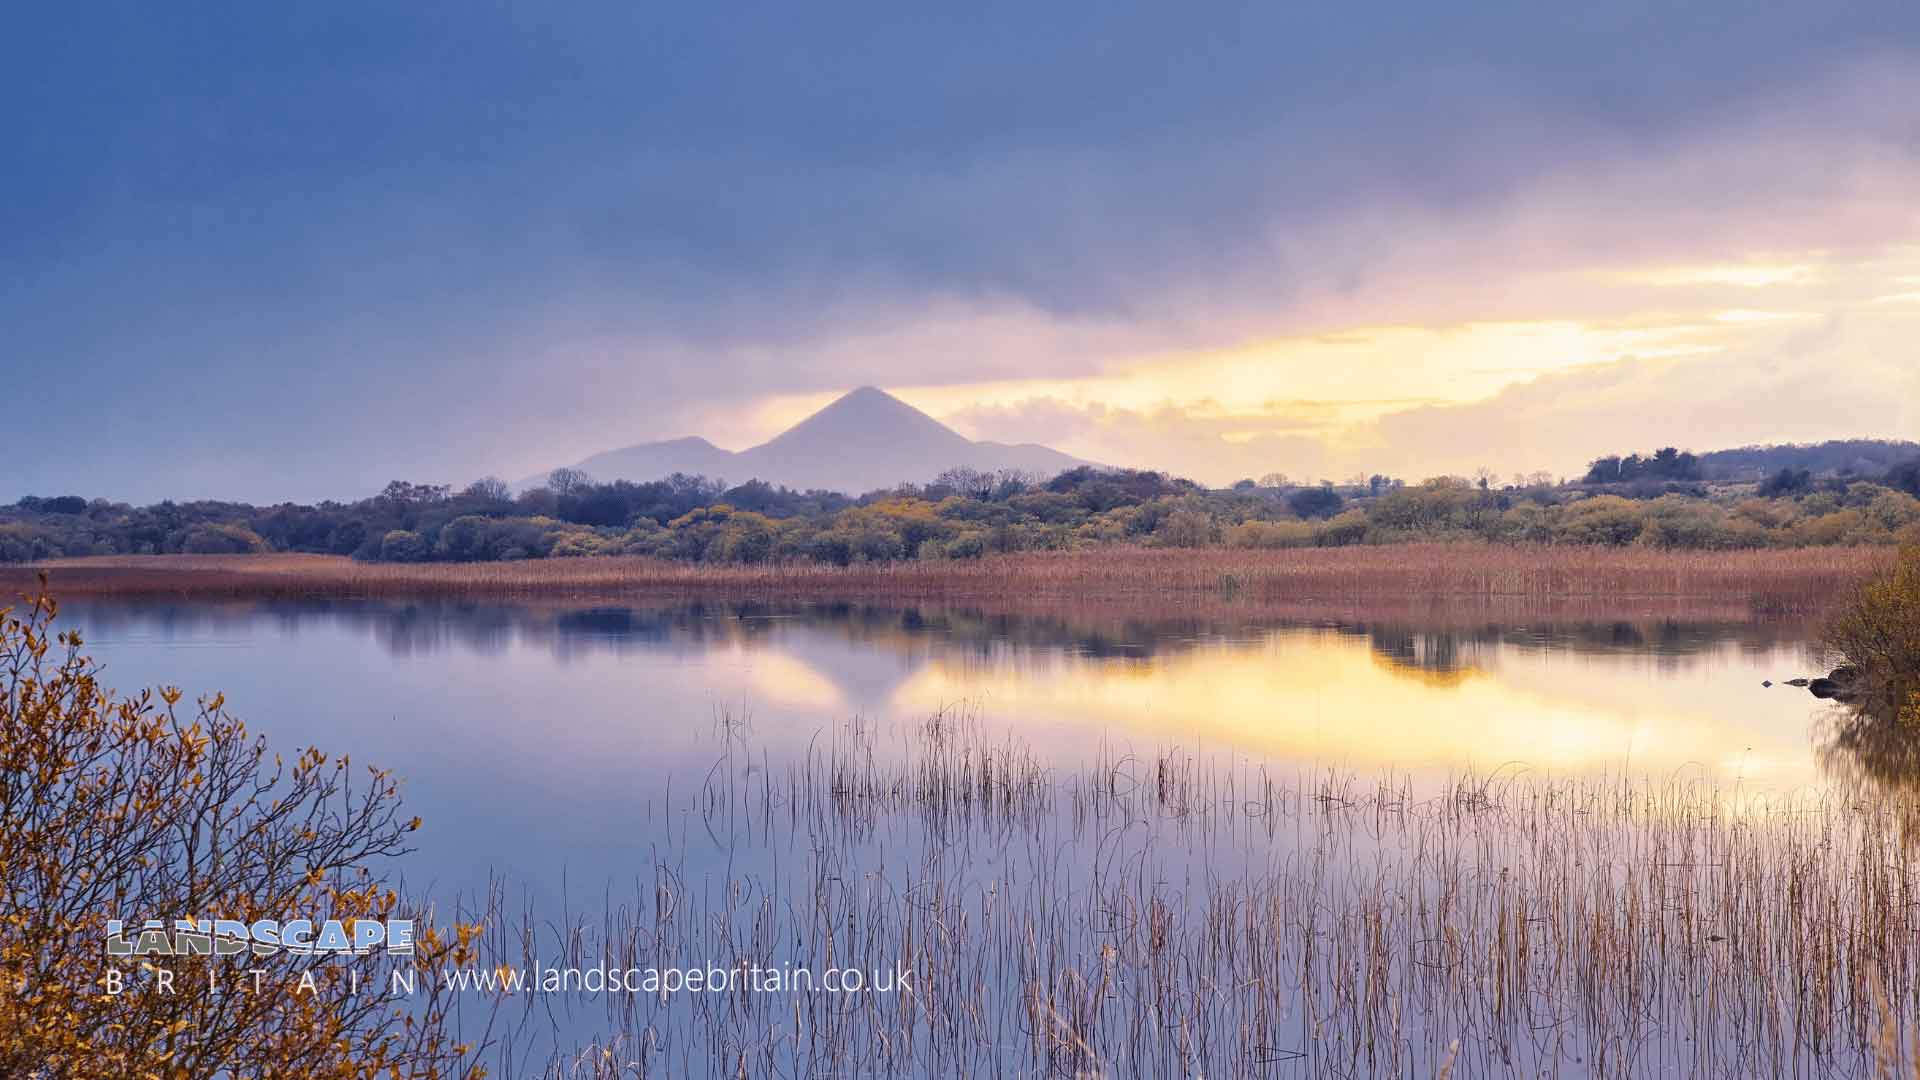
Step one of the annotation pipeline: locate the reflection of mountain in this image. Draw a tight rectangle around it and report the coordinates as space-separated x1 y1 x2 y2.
60 597 1831 783
64 596 1826 708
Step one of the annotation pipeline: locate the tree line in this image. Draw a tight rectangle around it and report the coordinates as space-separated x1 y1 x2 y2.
6 456 1920 565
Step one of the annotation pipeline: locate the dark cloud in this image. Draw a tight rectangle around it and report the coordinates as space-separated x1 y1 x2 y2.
3 1 1917 499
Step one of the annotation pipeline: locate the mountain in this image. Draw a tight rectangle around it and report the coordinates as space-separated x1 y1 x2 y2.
571 436 738 489
527 387 1092 494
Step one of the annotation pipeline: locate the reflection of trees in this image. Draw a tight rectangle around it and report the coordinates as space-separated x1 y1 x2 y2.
1361 627 1476 686
63 599 1815 679
1365 627 1465 674
1818 698 1920 796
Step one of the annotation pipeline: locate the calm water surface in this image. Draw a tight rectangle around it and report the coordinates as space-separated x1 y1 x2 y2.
55 598 1898 1075
59 599 1846 903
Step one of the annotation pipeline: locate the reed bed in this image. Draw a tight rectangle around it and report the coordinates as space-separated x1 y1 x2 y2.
455 711 1920 1078
9 545 1891 615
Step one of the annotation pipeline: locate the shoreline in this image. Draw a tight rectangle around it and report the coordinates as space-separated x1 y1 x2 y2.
3 544 1889 618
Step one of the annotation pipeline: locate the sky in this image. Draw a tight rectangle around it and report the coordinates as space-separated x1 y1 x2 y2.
5 1 1919 503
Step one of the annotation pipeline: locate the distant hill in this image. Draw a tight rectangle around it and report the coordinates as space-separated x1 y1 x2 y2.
1698 439 1920 482
570 436 738 489
526 387 1092 494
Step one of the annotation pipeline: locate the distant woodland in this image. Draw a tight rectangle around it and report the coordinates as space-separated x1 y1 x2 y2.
6 440 1920 565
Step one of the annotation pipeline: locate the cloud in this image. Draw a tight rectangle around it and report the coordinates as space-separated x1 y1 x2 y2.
942 396 1365 484
2 2 1917 500
1369 313 1920 479
933 307 1920 486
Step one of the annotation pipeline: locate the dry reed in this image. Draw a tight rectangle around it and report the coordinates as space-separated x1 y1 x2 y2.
7 545 1891 618
449 710 1920 1078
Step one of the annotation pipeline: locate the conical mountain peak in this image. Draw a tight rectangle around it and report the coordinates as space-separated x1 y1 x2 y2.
761 387 970 452
539 386 1092 495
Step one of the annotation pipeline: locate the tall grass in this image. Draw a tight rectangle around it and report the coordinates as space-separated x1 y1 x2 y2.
458 711 1920 1078
8 545 1892 616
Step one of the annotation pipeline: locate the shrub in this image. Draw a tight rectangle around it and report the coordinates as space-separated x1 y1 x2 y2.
713 514 778 563
1635 496 1758 550
434 514 495 561
1497 504 1554 544
946 530 988 559
0 589 480 1076
0 524 58 563
1553 496 1645 546
1152 510 1217 548
1315 509 1371 547
377 529 430 562
547 530 606 557
1825 545 1920 708
1793 510 1870 547
1866 491 1920 532
1225 520 1315 549
181 523 269 555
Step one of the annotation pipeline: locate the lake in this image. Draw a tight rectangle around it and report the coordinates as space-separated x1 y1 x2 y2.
57 599 1844 893
55 597 1893 1076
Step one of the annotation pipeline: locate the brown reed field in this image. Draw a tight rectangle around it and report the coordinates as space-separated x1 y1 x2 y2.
452 709 1920 1078
4 544 1893 617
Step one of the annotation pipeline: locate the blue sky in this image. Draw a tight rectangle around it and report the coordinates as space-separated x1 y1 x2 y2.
5 2 1918 501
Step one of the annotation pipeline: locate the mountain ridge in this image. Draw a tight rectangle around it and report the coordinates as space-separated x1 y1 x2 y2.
526 387 1092 494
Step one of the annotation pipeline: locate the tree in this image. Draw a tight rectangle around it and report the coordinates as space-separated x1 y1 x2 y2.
18 496 89 516
1259 473 1291 489
0 589 482 1076
546 467 592 496
462 476 511 503
1889 459 1920 499
565 487 636 528
933 467 995 501
1585 447 1701 485
1649 446 1701 481
1288 485 1345 520
1758 467 1814 497
379 480 451 508
991 469 1040 500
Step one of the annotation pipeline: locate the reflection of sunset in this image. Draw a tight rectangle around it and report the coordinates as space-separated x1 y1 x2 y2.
729 646 846 710
891 630 1821 785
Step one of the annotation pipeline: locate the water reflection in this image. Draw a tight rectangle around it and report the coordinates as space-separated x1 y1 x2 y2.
55 598 1862 891
39 598 1911 1073
66 596 1821 665
1814 685 1920 796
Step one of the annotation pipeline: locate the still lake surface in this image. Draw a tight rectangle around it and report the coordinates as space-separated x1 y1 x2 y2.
59 598 1846 907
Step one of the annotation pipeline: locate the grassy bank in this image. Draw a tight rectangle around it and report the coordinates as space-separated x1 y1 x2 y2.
5 544 1891 615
